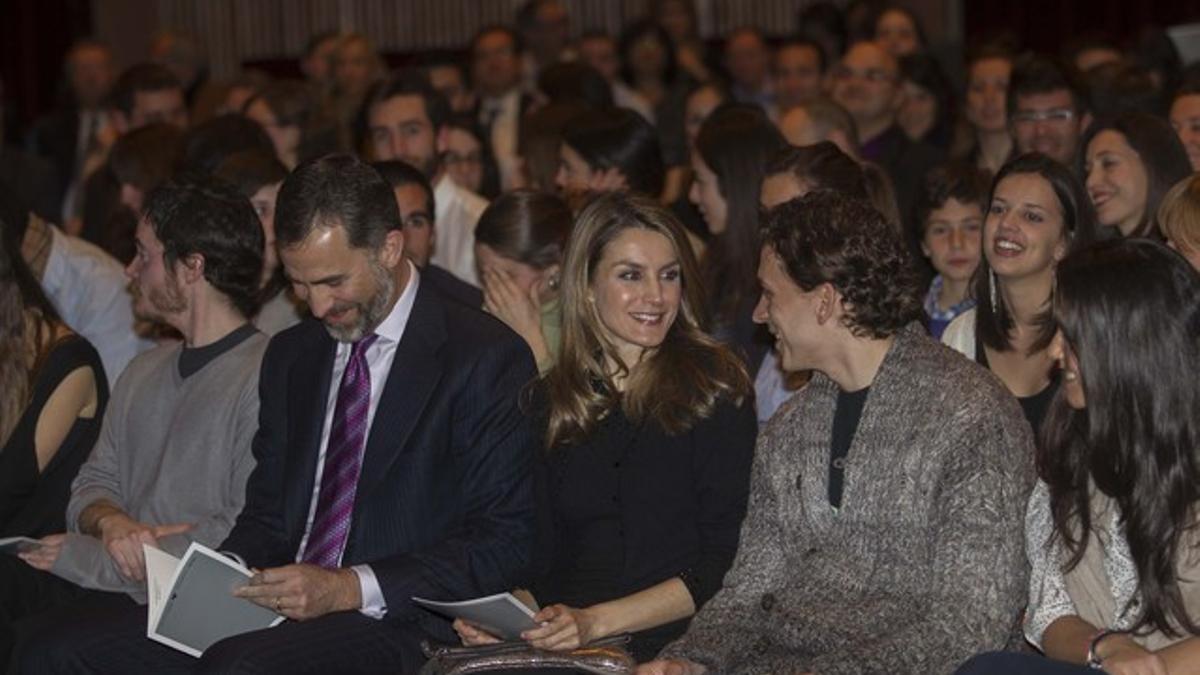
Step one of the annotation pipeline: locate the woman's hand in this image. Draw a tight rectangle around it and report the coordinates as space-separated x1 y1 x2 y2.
1099 635 1168 675
520 603 600 651
482 268 549 363
452 618 503 646
18 533 68 571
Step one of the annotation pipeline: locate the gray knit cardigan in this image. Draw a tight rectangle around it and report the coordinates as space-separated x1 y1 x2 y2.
658 324 1036 674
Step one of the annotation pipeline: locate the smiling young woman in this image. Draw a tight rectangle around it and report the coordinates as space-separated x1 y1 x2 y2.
955 238 1200 675
1080 111 1191 239
942 153 1098 436
453 192 756 663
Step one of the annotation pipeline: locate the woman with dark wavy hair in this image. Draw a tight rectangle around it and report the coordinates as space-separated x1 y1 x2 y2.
454 191 755 662
956 239 1200 674
1081 111 1192 239
943 153 1098 435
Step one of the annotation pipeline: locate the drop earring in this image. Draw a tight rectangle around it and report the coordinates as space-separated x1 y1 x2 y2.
989 268 998 315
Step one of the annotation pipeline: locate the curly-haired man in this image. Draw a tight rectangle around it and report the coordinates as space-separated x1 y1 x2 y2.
641 190 1036 675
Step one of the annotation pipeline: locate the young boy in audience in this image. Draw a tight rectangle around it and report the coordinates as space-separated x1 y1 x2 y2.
912 162 990 339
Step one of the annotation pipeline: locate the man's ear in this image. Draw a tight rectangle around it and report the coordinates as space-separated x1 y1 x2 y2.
435 125 451 154
380 228 406 269
178 253 205 284
815 282 841 326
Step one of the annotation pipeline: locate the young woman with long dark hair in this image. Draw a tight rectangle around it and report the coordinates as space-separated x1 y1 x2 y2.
957 238 1200 674
0 190 107 538
942 153 1098 435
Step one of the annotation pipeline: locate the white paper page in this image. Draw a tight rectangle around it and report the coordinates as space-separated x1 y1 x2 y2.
0 536 42 555
412 592 538 640
148 542 284 658
143 545 181 630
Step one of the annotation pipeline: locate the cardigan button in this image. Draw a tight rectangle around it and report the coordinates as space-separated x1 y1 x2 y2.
795 474 803 491
759 593 776 612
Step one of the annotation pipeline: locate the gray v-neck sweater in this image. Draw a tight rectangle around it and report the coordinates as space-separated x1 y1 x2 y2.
53 331 267 601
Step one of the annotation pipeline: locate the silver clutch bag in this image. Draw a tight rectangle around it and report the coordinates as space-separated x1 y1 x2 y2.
418 635 636 674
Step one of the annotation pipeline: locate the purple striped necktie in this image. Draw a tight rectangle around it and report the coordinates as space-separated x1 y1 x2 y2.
302 333 379 569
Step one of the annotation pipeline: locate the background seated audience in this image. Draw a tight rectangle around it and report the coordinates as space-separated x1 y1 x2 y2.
474 189 571 373
690 103 785 373
1 3 1198 671
1080 110 1192 238
911 161 989 339
1158 173 1200 271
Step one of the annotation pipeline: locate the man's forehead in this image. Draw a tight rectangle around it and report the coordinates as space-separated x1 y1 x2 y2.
370 95 429 125
1017 89 1073 109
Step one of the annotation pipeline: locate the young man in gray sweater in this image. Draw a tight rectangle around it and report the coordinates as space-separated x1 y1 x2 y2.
0 175 268 664
641 191 1036 674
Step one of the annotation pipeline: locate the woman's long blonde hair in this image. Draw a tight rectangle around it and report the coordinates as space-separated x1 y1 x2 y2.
543 192 750 448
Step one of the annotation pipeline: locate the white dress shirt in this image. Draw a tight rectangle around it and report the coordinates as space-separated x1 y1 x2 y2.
432 174 487 287
295 261 420 618
41 225 154 386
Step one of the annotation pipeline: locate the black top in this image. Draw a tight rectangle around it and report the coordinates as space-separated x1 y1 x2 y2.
0 334 108 537
531 397 757 662
975 336 1060 437
178 323 258 378
828 386 870 509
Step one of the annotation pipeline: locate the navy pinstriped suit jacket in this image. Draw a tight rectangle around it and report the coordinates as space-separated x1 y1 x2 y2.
220 281 538 638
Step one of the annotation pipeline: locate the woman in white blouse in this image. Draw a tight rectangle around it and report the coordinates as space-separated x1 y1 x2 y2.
956 238 1200 674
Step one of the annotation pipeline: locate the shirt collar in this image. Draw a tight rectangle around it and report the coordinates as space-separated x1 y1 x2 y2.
373 260 420 345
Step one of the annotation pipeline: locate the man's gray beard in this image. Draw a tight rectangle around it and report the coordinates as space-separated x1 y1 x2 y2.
324 260 396 343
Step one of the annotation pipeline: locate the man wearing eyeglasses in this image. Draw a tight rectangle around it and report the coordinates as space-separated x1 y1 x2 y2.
1007 57 1093 167
829 41 942 226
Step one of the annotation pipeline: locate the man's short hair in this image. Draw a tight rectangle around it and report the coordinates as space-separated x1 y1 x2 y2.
109 123 184 192
470 25 525 57
142 174 265 317
304 30 339 59
1006 56 1089 118
179 114 276 174
761 190 923 339
799 96 860 147
214 149 288 199
911 161 991 238
368 69 451 132
275 153 401 251
109 63 182 116
776 37 828 73
372 160 435 221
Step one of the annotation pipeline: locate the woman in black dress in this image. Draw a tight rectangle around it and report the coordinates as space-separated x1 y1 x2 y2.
0 196 108 537
457 191 756 662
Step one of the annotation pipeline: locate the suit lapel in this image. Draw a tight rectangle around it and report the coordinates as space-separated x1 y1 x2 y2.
355 284 446 501
284 325 336 529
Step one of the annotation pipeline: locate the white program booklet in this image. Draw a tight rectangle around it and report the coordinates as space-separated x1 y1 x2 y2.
412 592 539 641
144 543 285 657
0 536 42 555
